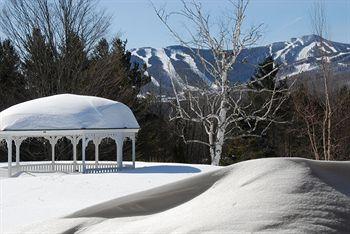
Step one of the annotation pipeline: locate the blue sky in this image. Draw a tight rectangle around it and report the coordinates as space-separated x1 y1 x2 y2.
99 0 350 49
0 0 348 49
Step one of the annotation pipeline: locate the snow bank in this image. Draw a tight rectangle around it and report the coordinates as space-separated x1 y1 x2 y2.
18 158 350 234
0 161 219 233
0 94 139 131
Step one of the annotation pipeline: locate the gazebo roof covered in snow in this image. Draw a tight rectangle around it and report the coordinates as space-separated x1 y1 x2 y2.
0 94 139 131
1 94 139 177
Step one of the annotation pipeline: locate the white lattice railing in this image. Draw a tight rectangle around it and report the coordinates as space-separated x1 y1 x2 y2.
11 162 127 174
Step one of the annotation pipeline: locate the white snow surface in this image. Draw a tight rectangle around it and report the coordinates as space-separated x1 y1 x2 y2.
297 42 316 61
6 158 350 234
0 94 139 131
150 77 160 87
0 161 220 233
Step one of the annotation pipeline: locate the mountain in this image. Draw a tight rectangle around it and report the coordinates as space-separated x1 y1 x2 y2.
130 35 350 95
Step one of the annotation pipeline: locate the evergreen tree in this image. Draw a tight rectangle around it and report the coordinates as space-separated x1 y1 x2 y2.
249 56 279 90
23 28 56 97
23 28 90 97
224 56 285 163
248 56 287 112
92 38 109 60
58 30 89 93
87 37 150 106
83 37 151 162
0 39 26 110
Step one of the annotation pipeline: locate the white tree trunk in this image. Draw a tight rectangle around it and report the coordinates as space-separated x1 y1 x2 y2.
154 1 278 166
213 135 225 165
211 72 228 166
208 128 216 164
212 121 226 166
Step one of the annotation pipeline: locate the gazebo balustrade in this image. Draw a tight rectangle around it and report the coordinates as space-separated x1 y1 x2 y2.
1 131 137 177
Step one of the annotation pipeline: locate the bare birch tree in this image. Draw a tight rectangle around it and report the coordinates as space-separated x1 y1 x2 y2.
293 1 333 161
293 84 322 160
153 0 289 165
311 1 333 161
293 1 347 161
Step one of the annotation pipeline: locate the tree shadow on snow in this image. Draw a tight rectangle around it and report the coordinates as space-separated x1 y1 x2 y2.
121 165 201 174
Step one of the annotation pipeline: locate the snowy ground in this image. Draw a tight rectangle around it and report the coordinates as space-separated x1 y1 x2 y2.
0 161 220 233
2 158 350 234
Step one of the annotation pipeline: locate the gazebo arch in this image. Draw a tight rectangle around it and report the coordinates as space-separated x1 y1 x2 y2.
0 94 139 177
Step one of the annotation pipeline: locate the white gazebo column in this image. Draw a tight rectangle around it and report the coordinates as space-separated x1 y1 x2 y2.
82 135 87 173
14 137 24 168
48 136 59 171
116 136 123 170
93 137 102 167
6 138 13 177
131 135 136 168
69 136 79 171
73 138 77 171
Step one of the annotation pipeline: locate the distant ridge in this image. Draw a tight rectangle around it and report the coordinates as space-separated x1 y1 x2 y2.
130 35 350 95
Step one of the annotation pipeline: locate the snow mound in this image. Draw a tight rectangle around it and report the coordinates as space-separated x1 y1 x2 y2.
0 94 139 131
1 162 219 233
18 158 350 233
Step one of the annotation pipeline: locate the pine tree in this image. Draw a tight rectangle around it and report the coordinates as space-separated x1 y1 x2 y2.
247 56 292 159
92 38 109 60
0 39 26 110
23 28 56 97
87 37 150 105
225 56 285 162
249 56 279 90
58 30 89 93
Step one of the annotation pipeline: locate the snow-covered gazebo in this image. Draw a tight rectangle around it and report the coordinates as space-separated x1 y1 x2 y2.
0 94 139 177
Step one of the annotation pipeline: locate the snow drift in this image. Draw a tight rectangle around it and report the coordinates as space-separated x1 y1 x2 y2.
1 162 219 233
0 94 139 131
18 158 350 233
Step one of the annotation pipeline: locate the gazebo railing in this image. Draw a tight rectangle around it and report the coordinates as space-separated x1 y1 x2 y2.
11 161 126 174
1 129 137 177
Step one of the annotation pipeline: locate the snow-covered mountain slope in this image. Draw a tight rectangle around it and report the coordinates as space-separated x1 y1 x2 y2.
131 35 350 95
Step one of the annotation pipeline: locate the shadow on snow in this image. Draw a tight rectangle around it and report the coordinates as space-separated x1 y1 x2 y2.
121 165 202 174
